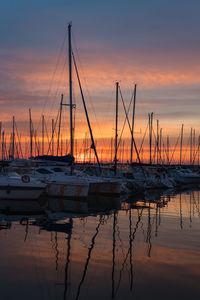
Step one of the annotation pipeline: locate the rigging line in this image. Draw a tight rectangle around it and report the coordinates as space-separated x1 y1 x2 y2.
162 138 171 164
44 118 50 151
182 136 190 164
15 141 20 158
160 139 167 164
152 125 169 165
35 31 67 133
117 87 135 154
34 130 40 155
169 134 180 165
57 94 63 156
42 32 67 114
72 51 101 170
152 126 164 164
14 120 23 158
46 109 60 154
192 136 200 164
46 55 68 126
152 134 157 164
118 86 142 166
138 122 148 157
72 32 107 148
71 33 97 114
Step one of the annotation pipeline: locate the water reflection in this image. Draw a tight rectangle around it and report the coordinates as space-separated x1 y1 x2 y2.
0 189 199 300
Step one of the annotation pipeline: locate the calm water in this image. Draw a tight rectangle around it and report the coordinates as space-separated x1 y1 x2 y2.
0 189 199 300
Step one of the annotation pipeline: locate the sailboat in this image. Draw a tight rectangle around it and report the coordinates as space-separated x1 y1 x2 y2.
0 171 47 213
31 24 122 198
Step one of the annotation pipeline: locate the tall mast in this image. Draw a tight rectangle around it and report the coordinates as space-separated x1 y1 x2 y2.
198 135 200 165
4 136 7 160
111 137 113 163
52 119 54 155
190 128 192 165
29 109 33 157
114 82 119 175
34 130 37 157
156 120 159 165
61 134 63 156
0 122 1 142
2 131 4 161
180 124 184 165
68 23 73 159
0 122 1 159
160 128 162 164
122 140 125 164
42 115 44 155
193 129 195 164
167 135 169 165
130 84 136 164
149 112 153 165
12 116 15 159
57 94 63 156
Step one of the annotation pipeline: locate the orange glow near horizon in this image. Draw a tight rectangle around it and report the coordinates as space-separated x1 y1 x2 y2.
0 132 198 165
1 47 200 164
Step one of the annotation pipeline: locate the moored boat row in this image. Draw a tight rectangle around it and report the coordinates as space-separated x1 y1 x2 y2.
1 160 200 201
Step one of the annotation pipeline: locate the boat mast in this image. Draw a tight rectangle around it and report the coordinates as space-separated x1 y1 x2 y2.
114 82 119 175
193 129 195 164
156 120 159 165
1 131 4 161
167 135 169 165
57 94 63 156
190 128 192 165
42 115 44 155
12 116 15 159
180 124 184 165
68 23 74 160
160 128 162 164
130 84 136 164
29 108 33 157
52 119 54 155
198 135 200 165
149 112 153 165
34 130 37 157
111 137 113 163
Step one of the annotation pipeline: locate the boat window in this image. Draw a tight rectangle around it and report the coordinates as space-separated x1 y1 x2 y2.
52 167 63 172
36 168 52 174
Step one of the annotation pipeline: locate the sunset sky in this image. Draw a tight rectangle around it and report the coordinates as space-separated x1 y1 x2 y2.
1 0 200 160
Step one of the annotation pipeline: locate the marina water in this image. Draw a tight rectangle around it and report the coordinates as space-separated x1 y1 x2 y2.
0 189 199 300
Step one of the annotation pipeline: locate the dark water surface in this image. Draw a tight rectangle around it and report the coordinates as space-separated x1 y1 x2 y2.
0 189 199 300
